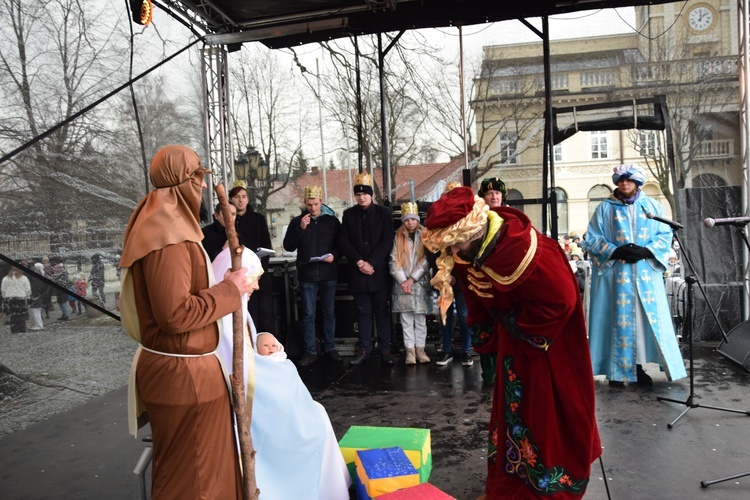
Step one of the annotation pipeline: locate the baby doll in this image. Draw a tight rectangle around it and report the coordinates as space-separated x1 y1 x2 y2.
254 332 288 362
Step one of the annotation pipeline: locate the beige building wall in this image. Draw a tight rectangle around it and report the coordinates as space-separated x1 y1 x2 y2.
472 0 740 238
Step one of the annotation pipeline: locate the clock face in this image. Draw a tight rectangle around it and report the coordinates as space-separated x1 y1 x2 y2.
688 6 714 32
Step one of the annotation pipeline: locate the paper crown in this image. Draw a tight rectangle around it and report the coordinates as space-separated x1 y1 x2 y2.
354 171 373 187
401 202 419 216
304 185 323 199
232 179 248 190
443 181 462 193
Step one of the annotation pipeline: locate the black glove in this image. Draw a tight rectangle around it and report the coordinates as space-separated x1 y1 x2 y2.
611 243 652 263
630 245 653 261
610 244 635 261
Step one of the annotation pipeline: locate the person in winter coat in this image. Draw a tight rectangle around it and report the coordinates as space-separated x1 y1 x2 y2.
283 186 342 366
73 273 87 314
389 202 433 365
201 202 244 261
2 266 31 333
28 262 48 330
50 260 72 321
339 172 396 366
89 254 106 304
230 180 275 333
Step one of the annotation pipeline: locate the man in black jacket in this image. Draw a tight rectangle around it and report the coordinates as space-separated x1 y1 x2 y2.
339 172 395 366
283 186 342 366
230 181 275 333
201 203 242 261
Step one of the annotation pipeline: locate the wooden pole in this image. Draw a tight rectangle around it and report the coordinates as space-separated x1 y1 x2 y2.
215 183 259 500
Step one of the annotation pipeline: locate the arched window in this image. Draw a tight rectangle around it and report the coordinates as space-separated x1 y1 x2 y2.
549 188 568 236
588 184 612 221
693 173 727 188
505 188 524 213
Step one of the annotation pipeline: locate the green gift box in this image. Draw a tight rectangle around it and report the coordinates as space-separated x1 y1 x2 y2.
339 426 432 483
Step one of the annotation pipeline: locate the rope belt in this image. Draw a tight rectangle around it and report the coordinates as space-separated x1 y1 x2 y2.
140 345 216 358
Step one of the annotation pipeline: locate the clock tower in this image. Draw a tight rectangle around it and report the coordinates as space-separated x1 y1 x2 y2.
687 4 716 33
636 1 735 59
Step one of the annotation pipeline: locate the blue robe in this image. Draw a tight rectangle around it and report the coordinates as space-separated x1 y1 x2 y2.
583 192 686 382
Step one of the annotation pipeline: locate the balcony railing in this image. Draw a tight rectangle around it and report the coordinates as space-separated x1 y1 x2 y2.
580 71 616 88
695 139 734 159
481 56 737 97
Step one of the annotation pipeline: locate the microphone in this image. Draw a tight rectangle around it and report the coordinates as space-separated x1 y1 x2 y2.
645 211 683 230
703 216 750 228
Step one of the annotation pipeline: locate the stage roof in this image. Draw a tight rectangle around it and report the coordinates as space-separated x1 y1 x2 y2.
162 0 674 48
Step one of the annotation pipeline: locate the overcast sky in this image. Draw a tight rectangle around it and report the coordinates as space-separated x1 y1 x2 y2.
117 5 639 165
291 8 637 73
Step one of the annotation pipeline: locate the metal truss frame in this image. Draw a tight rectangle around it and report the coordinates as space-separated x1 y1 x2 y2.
201 44 235 213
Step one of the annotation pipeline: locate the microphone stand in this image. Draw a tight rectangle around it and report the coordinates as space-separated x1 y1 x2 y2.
699 223 750 489
655 225 749 429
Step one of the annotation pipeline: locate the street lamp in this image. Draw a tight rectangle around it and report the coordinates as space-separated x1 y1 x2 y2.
257 158 269 182
234 146 261 185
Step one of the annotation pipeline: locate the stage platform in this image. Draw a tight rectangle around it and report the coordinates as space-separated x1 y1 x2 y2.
1 339 748 499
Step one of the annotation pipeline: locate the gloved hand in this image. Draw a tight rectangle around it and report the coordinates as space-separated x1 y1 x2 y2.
611 243 652 263
630 245 653 261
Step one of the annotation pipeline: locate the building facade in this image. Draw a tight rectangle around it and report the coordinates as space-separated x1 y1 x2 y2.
472 0 741 238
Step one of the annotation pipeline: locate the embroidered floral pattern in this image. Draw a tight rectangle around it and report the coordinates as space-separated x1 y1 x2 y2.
502 310 553 351
470 323 493 350
488 421 499 465
501 356 589 495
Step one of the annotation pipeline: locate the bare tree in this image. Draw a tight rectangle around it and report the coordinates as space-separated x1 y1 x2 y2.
108 74 204 200
229 45 313 213
290 33 445 200
0 0 130 230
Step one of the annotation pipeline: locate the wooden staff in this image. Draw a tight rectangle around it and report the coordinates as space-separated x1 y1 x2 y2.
215 183 259 500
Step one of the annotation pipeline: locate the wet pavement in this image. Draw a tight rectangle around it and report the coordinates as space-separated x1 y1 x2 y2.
1 313 749 499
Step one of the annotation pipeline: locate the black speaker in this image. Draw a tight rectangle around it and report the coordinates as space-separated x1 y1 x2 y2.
717 320 750 373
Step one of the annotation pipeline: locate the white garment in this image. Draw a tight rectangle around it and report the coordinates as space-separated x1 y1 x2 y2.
212 247 351 500
400 311 427 348
28 307 44 329
1 275 31 299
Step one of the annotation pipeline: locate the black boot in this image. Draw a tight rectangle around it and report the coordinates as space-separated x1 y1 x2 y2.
637 364 652 386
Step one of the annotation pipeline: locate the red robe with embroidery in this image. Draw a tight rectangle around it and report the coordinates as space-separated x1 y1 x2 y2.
454 207 601 499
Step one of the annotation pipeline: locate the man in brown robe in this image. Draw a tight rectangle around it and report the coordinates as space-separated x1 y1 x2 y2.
120 145 249 499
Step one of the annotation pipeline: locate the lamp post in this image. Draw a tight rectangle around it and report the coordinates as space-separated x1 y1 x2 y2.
253 157 269 210
234 146 261 186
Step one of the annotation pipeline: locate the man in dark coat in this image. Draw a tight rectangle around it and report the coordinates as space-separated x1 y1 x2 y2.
201 202 243 261
283 186 342 366
339 172 395 365
229 181 275 333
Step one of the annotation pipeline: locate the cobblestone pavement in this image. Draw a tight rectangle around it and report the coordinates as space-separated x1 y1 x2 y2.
0 310 134 437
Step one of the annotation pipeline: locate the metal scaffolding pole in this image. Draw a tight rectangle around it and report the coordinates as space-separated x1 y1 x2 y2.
201 45 235 214
739 0 750 319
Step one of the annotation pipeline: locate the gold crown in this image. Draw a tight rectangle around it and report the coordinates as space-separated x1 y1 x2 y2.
232 179 247 190
304 186 323 199
354 171 372 187
444 181 462 193
401 202 419 216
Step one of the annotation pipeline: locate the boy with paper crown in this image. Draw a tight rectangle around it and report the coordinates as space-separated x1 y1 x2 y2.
340 171 396 365
283 184 342 366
